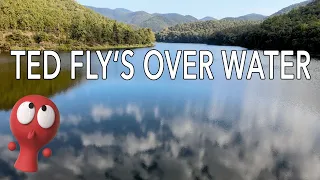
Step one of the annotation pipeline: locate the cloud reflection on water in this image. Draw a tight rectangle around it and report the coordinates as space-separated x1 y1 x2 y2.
0 88 317 180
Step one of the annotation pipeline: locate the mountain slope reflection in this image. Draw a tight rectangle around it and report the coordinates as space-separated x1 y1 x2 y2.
1 92 319 180
0 56 83 111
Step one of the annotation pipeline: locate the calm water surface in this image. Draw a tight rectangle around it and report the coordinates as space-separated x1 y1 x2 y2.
0 43 320 180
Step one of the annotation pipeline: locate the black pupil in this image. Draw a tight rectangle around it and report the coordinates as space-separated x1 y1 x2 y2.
41 105 47 111
28 103 34 109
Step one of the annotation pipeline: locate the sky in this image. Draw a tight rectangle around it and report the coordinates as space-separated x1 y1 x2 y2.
77 0 307 19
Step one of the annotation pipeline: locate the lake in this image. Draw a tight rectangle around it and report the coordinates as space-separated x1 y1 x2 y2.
0 43 320 180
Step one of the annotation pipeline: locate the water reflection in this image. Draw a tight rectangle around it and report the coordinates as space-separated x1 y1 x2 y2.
0 43 319 180
0 53 83 111
4 96 318 180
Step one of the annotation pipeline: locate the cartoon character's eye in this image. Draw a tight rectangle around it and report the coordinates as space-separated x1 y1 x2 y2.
37 105 55 129
17 101 35 125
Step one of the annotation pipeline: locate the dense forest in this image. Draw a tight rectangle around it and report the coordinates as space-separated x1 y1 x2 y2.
156 20 261 43
0 0 155 52
270 0 313 16
209 0 320 53
221 13 266 21
157 0 320 54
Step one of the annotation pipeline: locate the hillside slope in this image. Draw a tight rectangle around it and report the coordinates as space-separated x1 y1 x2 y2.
222 13 266 21
200 17 217 21
156 20 262 43
86 6 198 32
140 16 176 32
86 1 314 32
85 6 133 22
271 0 313 16
209 0 320 53
0 0 155 52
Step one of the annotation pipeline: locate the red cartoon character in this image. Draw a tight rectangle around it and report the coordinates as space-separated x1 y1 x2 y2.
8 95 60 172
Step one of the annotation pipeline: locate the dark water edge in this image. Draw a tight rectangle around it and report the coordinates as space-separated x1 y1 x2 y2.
157 41 320 59
0 43 155 54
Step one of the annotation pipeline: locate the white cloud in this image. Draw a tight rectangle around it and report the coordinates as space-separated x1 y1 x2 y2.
27 146 114 180
168 140 181 158
0 135 13 148
171 119 195 139
87 153 114 170
90 103 144 123
0 135 18 161
156 85 320 180
91 104 113 122
60 114 82 125
123 132 160 156
3 82 318 180
81 132 115 147
126 104 143 122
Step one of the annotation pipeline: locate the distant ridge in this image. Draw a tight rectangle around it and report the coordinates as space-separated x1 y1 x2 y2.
200 17 217 21
222 13 267 21
86 1 315 32
271 0 313 16
86 6 198 32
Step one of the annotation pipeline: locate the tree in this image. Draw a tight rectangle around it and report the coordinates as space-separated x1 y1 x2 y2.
113 22 120 44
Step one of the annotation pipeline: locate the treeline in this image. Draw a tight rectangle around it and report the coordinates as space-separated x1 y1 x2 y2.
156 0 320 54
156 20 261 43
209 0 320 53
0 0 155 51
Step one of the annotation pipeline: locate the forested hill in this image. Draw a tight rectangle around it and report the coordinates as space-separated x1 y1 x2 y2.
208 0 320 53
222 13 266 21
156 0 319 54
86 6 198 32
87 1 312 33
0 0 155 52
87 6 267 32
271 0 313 16
156 20 261 43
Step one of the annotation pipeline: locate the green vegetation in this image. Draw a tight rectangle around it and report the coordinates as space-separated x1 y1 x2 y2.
156 0 319 54
222 13 266 21
87 7 270 32
156 20 262 43
0 0 155 52
209 0 320 53
200 17 216 21
0 60 82 110
140 16 178 32
271 0 312 16
86 6 198 32
87 1 313 32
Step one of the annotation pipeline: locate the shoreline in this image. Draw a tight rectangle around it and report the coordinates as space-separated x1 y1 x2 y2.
157 41 320 59
0 43 155 54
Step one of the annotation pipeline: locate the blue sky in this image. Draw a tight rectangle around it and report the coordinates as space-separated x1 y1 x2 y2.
77 0 306 19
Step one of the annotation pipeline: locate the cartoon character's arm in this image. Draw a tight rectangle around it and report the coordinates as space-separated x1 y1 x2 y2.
42 148 52 158
8 142 17 151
